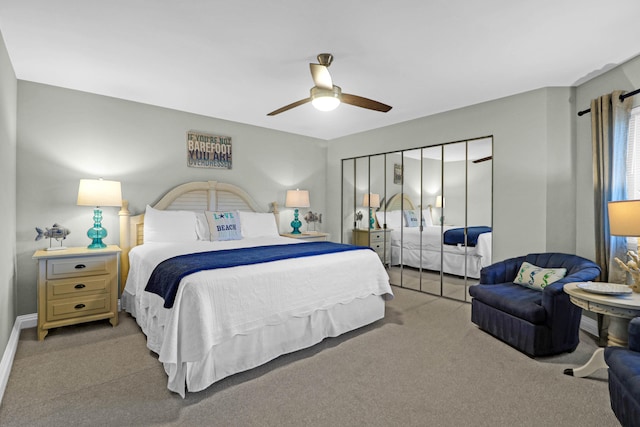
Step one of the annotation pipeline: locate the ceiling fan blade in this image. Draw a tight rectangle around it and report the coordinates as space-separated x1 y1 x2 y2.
472 156 493 163
267 98 311 116
342 93 392 113
310 63 333 90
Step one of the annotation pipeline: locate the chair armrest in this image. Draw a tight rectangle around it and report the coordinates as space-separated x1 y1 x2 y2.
629 317 640 353
541 266 602 297
480 256 525 284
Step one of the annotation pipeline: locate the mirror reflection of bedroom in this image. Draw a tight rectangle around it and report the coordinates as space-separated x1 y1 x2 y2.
341 136 493 303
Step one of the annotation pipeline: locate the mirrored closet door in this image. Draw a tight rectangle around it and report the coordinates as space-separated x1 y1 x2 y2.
341 136 493 302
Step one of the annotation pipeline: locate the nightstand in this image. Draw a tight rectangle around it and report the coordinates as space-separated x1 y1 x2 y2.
352 229 392 264
280 232 329 242
32 245 121 340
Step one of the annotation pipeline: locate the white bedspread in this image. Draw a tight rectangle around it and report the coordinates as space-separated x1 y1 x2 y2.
122 236 393 394
391 226 491 260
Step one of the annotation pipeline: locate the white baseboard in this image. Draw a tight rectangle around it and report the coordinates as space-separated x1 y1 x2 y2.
0 313 37 406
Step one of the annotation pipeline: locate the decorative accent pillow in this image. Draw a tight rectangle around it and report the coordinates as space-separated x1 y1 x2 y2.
205 211 242 241
238 211 279 238
143 205 198 243
513 261 567 291
403 210 420 227
375 210 403 229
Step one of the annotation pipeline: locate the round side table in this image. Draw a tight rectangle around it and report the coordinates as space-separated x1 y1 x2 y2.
563 282 640 377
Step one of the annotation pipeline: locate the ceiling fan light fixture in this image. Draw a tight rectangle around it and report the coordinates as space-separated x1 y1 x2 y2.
311 86 341 112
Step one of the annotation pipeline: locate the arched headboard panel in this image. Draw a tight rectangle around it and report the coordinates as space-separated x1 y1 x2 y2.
384 193 416 211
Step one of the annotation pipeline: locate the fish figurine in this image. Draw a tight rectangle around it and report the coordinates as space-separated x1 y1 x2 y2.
35 223 71 241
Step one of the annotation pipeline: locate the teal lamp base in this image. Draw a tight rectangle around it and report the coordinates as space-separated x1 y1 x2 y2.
369 208 375 229
86 208 108 249
290 208 302 234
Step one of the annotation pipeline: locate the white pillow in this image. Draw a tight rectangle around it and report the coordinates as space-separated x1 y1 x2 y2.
375 210 403 229
205 210 243 241
143 205 198 243
238 211 279 238
195 212 210 240
422 209 434 227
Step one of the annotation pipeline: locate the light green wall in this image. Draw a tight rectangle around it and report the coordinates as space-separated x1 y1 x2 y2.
15 83 327 314
328 87 576 262
0 30 17 354
7 50 640 320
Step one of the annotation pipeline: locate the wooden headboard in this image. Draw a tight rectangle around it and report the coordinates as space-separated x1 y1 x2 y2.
381 193 434 227
384 193 416 211
118 180 279 291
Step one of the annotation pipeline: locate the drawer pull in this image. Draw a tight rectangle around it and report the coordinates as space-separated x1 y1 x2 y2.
74 284 86 289
74 303 86 310
74 264 87 270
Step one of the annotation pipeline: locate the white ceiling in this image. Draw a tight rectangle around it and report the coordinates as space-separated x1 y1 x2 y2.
1 1 639 141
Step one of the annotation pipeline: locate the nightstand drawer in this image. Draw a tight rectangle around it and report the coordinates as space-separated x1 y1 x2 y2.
46 256 111 279
371 243 390 261
369 232 388 243
46 294 111 322
371 242 389 253
46 276 109 299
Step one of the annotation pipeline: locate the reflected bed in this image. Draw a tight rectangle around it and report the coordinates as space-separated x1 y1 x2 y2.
376 193 491 279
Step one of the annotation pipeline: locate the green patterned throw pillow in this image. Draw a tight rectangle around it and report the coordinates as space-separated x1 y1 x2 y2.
513 261 567 291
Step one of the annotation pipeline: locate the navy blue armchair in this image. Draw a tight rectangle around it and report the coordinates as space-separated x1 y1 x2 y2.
468 253 601 357
605 317 640 427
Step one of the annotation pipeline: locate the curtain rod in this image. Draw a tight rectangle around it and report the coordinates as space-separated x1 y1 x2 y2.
577 88 640 116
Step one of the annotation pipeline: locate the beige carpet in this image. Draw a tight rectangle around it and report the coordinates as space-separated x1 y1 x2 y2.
0 286 619 426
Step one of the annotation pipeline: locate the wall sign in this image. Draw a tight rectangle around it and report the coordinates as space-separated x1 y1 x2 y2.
394 163 403 184
187 130 232 169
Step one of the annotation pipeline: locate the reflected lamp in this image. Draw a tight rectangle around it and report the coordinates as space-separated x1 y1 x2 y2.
77 179 122 249
285 189 310 234
435 195 445 224
362 193 380 229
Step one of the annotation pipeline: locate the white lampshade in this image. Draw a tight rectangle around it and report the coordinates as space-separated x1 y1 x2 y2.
608 200 640 236
77 179 122 207
435 195 445 208
285 189 310 208
362 193 380 208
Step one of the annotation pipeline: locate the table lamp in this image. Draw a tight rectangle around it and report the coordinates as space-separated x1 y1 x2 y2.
285 189 310 234
608 200 640 292
77 178 122 249
436 195 445 224
362 193 380 229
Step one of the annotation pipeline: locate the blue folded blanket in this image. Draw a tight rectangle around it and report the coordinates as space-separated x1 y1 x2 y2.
145 242 371 308
443 226 491 247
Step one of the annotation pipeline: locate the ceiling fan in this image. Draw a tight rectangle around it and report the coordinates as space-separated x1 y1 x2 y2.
267 53 392 116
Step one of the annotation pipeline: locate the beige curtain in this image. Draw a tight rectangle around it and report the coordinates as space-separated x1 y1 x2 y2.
592 90 632 283
592 90 631 345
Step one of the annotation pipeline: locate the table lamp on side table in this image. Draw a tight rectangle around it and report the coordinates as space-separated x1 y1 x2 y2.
362 193 380 229
77 178 122 249
608 199 640 292
285 189 310 234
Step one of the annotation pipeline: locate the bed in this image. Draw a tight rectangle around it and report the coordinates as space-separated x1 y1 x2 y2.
377 193 492 279
118 181 393 397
